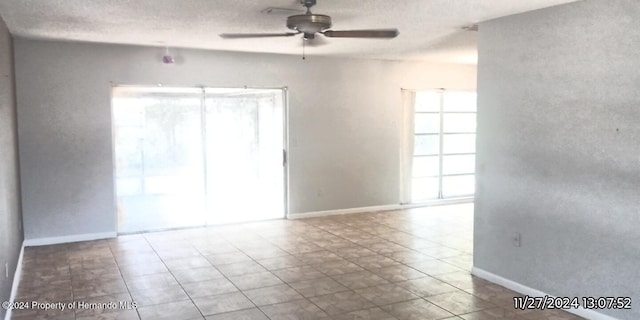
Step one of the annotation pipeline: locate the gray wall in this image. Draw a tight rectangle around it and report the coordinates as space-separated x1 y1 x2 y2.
0 14 23 319
14 39 476 241
475 0 639 319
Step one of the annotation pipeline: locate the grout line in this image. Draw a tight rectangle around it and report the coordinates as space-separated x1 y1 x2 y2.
140 233 205 319
106 239 143 320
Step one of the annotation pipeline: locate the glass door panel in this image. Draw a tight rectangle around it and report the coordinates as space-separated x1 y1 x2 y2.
204 89 284 224
113 89 207 233
442 175 475 197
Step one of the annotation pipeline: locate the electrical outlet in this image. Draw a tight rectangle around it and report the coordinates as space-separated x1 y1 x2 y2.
512 232 521 247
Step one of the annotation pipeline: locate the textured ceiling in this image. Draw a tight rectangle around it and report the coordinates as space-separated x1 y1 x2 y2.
0 0 580 63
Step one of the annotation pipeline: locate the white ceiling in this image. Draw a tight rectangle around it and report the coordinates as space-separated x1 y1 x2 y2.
0 0 580 63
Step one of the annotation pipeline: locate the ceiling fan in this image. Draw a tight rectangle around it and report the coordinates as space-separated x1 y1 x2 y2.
219 0 399 41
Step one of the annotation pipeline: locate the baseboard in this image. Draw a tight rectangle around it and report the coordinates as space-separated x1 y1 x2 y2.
288 204 400 219
471 267 621 320
288 197 473 219
4 243 24 320
23 231 117 247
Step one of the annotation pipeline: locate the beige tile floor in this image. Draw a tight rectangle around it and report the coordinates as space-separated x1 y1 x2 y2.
11 203 584 320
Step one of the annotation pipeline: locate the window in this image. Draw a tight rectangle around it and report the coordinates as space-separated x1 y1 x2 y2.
402 89 477 202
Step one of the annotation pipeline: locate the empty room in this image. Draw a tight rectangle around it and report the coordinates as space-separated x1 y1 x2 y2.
0 0 637 319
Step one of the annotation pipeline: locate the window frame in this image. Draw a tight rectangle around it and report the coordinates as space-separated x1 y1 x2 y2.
402 89 477 203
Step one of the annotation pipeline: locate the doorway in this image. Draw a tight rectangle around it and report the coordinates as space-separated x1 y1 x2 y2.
112 86 286 233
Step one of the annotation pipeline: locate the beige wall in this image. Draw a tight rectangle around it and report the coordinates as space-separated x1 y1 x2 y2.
14 39 476 241
475 1 639 319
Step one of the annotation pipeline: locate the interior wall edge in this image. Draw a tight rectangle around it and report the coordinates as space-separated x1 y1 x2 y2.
3 244 24 320
0 12 23 320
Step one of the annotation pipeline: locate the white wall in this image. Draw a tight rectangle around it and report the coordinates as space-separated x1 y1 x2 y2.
0 14 22 320
14 39 476 241
475 1 639 319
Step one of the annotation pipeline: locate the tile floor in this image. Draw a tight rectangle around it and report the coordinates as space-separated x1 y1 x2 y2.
11 203 584 319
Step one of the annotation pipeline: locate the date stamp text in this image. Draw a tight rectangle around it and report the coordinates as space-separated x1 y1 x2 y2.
513 295 632 310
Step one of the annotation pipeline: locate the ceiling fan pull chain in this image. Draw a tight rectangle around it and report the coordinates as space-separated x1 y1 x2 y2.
302 38 306 60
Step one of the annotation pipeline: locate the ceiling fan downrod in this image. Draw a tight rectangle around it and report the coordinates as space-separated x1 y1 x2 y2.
301 0 317 10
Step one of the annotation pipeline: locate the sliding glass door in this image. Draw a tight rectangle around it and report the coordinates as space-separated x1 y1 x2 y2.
112 86 285 233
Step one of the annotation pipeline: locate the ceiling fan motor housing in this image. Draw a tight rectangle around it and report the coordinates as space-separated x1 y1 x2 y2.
287 14 332 36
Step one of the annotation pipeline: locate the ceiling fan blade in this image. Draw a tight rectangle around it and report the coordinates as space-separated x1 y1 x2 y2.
220 32 299 39
261 7 305 15
322 29 399 38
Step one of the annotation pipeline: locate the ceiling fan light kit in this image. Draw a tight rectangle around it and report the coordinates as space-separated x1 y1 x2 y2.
220 0 399 43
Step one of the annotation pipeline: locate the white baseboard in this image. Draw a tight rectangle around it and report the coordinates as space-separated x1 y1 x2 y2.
288 204 401 219
23 231 117 247
4 244 24 320
471 267 621 320
288 198 473 220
